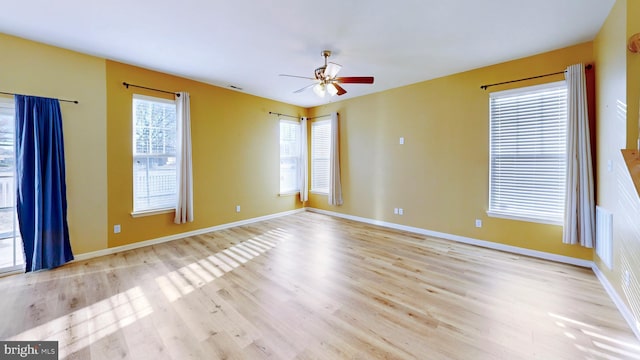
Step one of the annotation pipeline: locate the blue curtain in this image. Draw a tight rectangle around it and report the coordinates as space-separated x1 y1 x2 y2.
15 95 73 272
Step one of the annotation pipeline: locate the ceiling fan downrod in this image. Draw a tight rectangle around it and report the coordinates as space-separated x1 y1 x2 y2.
315 50 332 81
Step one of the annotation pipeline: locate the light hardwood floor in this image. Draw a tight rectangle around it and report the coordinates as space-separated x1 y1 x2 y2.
1 212 639 359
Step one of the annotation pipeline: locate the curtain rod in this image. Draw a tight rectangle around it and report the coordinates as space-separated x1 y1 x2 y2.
122 82 180 97
480 64 593 90
0 91 79 104
268 111 299 119
268 112 340 120
309 112 338 120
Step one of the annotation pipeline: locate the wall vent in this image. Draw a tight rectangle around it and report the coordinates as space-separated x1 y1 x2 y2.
596 206 613 270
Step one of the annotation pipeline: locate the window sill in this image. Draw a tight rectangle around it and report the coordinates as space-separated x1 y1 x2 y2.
131 208 174 218
0 266 24 277
486 210 563 226
279 191 300 197
310 190 328 195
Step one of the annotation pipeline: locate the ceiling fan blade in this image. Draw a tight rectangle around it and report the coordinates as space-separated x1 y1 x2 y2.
324 62 342 78
336 76 374 84
333 83 347 96
279 74 316 80
293 83 316 93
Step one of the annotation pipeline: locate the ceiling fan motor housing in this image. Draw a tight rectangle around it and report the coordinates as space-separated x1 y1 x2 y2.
315 66 327 81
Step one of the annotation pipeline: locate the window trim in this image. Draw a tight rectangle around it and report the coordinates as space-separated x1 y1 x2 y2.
487 81 567 226
131 94 178 215
130 208 174 218
278 191 300 197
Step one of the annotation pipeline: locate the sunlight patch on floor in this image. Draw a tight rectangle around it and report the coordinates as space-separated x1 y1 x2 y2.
9 286 153 358
155 228 290 302
550 312 640 359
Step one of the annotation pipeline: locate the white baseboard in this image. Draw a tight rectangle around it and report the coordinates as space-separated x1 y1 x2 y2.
75 206 591 267
592 264 640 339
306 207 593 268
73 208 305 262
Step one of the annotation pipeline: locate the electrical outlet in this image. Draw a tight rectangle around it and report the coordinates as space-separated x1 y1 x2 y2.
398 208 404 215
394 208 399 215
475 219 482 228
399 137 405 145
236 205 241 213
114 224 121 234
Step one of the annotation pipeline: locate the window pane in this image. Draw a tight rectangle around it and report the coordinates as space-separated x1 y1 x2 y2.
311 120 330 194
280 121 300 194
133 95 177 212
0 100 23 272
488 82 567 224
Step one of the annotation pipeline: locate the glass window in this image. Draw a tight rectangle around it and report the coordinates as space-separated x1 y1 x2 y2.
132 95 177 213
488 81 567 224
280 120 300 194
0 98 23 272
311 120 330 194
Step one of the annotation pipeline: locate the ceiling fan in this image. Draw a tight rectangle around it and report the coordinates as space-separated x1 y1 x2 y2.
280 50 374 97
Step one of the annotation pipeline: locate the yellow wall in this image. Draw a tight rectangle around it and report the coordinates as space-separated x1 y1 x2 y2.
308 43 595 260
0 33 307 254
595 0 640 333
0 25 616 264
0 33 108 254
106 61 305 247
628 0 640 148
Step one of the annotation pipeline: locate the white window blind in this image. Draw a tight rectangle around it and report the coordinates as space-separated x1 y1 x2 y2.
279 120 300 194
488 81 567 224
311 120 330 194
132 94 177 213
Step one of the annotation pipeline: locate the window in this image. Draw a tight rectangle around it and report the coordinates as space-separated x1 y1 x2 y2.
0 98 22 272
279 120 300 194
311 120 330 194
132 95 177 213
488 81 567 224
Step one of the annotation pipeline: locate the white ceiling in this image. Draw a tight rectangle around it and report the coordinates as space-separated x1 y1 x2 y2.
0 0 614 108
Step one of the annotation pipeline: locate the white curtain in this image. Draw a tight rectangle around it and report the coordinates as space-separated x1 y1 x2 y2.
299 117 309 202
174 91 194 224
328 112 343 206
563 64 595 247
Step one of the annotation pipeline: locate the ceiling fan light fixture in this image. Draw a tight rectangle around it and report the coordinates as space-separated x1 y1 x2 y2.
281 49 374 98
313 83 326 97
325 62 342 78
327 83 338 96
